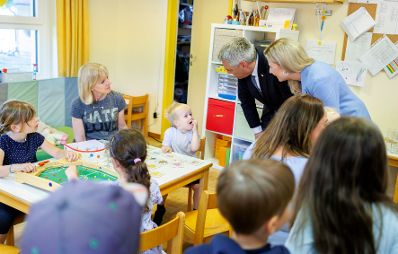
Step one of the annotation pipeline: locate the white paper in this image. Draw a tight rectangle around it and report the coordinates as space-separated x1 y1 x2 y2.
383 42 398 79
345 32 372 61
359 36 398 75
266 8 296 31
305 40 336 65
374 0 398 34
341 7 375 41
278 29 299 41
336 60 367 87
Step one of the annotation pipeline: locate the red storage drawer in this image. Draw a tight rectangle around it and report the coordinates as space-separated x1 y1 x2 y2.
206 98 235 135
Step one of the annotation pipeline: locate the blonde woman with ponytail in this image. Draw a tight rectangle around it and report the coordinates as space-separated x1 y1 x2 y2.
264 38 370 120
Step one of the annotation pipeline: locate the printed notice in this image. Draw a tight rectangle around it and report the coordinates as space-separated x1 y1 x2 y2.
341 7 375 41
359 36 398 75
305 40 336 65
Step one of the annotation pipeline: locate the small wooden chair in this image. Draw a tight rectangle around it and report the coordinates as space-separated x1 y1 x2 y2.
184 190 231 245
187 137 206 211
140 212 185 254
123 94 149 136
0 245 19 254
394 174 398 204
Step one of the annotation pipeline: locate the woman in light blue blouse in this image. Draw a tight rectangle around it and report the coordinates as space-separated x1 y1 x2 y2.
286 117 398 254
264 38 371 120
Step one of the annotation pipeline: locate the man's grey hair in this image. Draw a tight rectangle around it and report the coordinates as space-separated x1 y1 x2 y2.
218 37 256 66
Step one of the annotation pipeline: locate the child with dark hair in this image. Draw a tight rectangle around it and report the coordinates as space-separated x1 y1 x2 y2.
67 128 163 254
287 117 398 254
186 159 295 254
0 100 79 243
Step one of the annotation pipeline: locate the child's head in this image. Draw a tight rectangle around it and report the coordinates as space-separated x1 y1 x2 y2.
253 95 326 159
21 181 142 254
0 100 38 134
109 128 150 190
295 117 390 254
217 159 294 236
166 101 194 132
78 63 111 104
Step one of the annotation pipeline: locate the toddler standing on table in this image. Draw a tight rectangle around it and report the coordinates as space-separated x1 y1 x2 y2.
0 100 79 244
67 128 163 254
155 102 200 225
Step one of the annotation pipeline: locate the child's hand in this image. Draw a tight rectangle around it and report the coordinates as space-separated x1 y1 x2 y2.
65 165 79 180
161 146 173 153
14 163 36 173
192 119 198 132
65 150 79 162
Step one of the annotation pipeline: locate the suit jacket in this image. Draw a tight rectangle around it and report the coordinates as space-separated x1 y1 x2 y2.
238 47 292 129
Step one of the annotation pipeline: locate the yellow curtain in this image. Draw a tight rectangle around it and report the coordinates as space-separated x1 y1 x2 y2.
56 0 89 77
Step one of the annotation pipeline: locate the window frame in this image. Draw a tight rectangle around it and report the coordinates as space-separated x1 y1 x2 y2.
0 0 57 79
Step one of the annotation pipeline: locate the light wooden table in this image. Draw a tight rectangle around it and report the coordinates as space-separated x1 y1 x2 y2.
388 153 398 168
0 145 212 214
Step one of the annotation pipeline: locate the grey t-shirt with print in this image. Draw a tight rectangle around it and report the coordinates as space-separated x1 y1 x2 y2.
71 91 126 140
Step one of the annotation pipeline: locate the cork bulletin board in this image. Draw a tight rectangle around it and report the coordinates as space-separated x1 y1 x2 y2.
341 2 398 60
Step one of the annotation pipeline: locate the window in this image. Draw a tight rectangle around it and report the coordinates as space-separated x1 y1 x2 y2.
0 0 56 78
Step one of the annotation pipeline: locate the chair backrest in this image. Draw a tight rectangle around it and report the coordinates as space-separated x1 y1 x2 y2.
0 245 19 254
196 137 206 160
194 190 219 244
123 94 149 136
140 211 185 254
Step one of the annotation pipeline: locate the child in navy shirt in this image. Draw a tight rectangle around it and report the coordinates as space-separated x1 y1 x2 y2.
185 159 295 254
0 100 79 243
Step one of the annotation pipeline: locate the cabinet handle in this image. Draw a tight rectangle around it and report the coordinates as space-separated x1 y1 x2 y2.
215 114 224 118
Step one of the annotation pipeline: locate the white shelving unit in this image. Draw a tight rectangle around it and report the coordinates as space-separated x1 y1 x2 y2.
201 23 299 168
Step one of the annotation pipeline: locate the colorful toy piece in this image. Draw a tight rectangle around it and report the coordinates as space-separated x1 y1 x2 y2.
37 160 50 167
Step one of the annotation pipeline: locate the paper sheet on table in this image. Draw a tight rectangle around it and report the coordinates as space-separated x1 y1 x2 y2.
305 40 336 65
383 42 398 79
341 7 375 41
359 36 398 75
336 60 367 87
374 0 398 34
266 8 296 31
345 32 372 61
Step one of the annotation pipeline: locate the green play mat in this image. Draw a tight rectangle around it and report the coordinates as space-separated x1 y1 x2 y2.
38 165 117 185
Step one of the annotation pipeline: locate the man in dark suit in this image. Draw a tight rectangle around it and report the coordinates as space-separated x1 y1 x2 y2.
219 37 292 139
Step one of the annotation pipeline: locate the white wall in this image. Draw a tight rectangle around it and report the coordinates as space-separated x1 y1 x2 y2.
241 1 398 135
88 0 167 134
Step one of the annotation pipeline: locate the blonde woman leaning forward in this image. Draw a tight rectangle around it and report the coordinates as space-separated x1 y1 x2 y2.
264 38 370 120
